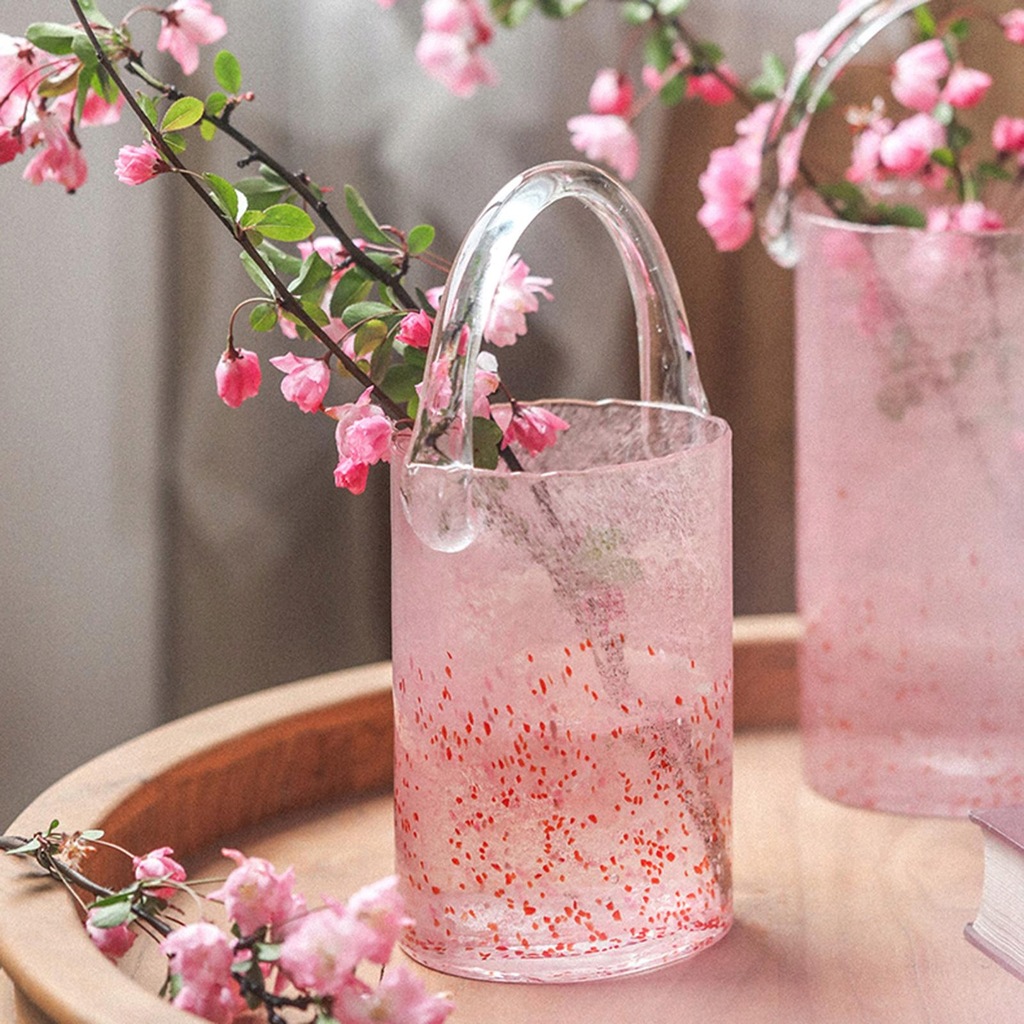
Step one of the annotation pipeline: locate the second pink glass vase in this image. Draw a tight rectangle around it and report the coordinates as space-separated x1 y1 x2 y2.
794 205 1024 816
390 162 733 981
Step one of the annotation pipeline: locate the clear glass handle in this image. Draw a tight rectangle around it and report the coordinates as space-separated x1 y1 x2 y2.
758 0 932 267
399 160 709 552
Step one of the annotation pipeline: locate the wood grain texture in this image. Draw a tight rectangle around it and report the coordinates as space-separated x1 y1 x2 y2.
5 617 1012 1023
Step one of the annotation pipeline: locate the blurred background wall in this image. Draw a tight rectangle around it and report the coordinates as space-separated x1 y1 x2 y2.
0 0 838 828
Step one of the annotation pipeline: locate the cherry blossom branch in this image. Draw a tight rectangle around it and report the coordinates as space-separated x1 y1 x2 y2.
67 0 408 422
117 52 419 309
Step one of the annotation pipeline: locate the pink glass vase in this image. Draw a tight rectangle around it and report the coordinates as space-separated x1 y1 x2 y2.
759 0 1024 816
793 208 1024 816
391 162 733 981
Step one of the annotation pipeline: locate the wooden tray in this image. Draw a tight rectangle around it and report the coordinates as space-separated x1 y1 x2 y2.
0 616 1016 1022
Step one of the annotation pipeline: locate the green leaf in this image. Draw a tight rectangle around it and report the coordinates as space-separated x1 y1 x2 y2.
235 176 290 211
87 898 134 929
161 131 187 155
655 0 689 15
240 252 276 296
536 0 588 15
690 40 725 68
644 26 675 72
473 416 505 470
25 23 82 55
355 319 388 356
249 303 278 332
137 92 160 127
161 96 205 133
913 5 937 38
344 185 391 246
329 268 373 318
203 92 226 139
342 301 396 328
205 172 243 221
257 242 303 279
750 52 787 100
930 146 956 169
4 838 41 856
76 0 113 28
948 17 970 40
214 50 243 93
618 0 653 23
256 204 315 242
290 251 333 297
71 33 99 69
282 298 330 329
407 224 436 255
382 362 424 403
658 74 686 106
491 0 536 27
79 829 104 841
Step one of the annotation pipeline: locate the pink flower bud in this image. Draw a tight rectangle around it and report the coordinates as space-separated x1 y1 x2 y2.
891 38 949 112
1001 9 1024 44
85 911 136 962
588 68 633 116
395 309 435 350
878 113 945 177
940 65 991 110
566 114 640 181
992 115 1024 154
114 142 167 185
685 66 738 106
215 347 262 408
132 846 186 900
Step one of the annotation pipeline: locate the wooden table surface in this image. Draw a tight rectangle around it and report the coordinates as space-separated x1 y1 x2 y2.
1 615 1020 1022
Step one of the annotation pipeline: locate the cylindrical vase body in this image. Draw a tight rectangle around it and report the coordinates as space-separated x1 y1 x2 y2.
795 208 1024 815
391 401 733 980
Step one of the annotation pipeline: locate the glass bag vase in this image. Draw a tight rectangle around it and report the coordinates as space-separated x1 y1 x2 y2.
390 162 733 981
761 0 1024 816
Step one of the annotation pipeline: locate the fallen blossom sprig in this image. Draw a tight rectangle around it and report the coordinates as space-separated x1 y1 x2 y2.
1 823 454 1024
1 0 562 494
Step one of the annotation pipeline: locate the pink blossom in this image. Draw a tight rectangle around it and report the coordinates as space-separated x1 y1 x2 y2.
215 347 261 407
85 911 136 962
696 142 760 251
0 35 41 118
327 389 393 494
114 142 167 185
927 202 1005 232
846 118 892 184
345 875 414 964
696 198 754 252
158 0 228 76
335 962 455 1024
941 65 991 109
396 309 435 350
278 906 367 997
686 66 738 106
78 90 124 127
133 846 186 900
992 115 1024 154
268 352 331 413
416 0 496 97
161 922 245 1024
485 255 552 348
415 353 454 417
878 112 945 177
496 405 570 457
21 114 87 192
588 68 632 116
566 114 639 180
891 38 949 112
472 351 501 418
0 126 24 165
207 848 306 936
1001 9 1024 44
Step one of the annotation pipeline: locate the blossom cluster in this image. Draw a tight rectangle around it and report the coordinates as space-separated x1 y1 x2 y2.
386 0 1024 250
3 0 569 495
83 840 454 1024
